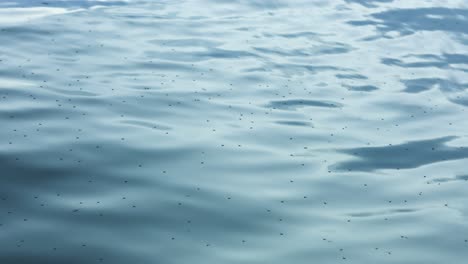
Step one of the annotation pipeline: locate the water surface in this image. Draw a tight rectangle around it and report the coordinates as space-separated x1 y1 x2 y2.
1 0 468 263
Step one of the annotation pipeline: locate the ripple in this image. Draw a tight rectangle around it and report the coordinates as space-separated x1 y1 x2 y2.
265 99 342 110
120 119 172 130
345 85 378 92
274 120 314 127
348 7 468 36
348 208 419 218
431 175 468 183
332 136 468 172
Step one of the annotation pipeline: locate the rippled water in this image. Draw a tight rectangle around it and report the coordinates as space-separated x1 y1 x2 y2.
1 0 468 263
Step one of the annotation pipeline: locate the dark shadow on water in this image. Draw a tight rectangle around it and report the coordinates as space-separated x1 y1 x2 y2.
336 73 368 80
145 48 260 62
348 7 468 36
265 99 342 110
431 175 468 183
382 58 447 69
400 77 468 107
401 77 468 92
332 136 468 172
382 53 468 70
401 78 442 93
345 85 378 92
348 208 418 218
275 120 313 127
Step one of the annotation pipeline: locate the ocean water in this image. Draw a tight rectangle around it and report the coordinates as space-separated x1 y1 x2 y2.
1 0 468 263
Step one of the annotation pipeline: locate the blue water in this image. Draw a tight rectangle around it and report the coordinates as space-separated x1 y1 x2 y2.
1 0 468 263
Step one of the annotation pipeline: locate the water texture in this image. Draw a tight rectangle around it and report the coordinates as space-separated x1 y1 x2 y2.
1 0 468 263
